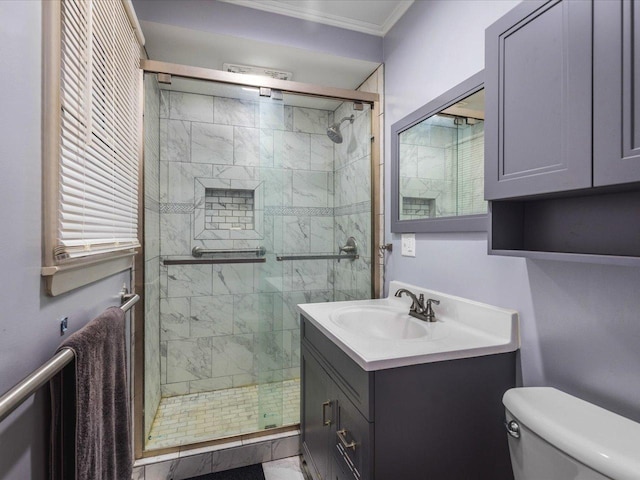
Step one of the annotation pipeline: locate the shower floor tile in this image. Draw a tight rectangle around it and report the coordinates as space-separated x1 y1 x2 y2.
146 379 300 450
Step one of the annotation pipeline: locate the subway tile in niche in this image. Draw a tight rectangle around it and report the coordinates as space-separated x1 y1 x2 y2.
204 188 255 231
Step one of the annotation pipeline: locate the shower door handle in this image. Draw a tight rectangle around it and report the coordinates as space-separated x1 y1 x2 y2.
322 400 332 426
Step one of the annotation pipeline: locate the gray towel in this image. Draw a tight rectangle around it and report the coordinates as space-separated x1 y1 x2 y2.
51 306 132 480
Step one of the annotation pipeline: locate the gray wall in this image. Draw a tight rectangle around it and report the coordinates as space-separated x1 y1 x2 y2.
0 2 132 479
132 0 382 63
384 0 640 423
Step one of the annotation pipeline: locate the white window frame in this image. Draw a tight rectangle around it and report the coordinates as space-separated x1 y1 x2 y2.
42 0 145 296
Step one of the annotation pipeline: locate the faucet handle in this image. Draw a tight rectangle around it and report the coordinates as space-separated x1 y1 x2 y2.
424 298 440 322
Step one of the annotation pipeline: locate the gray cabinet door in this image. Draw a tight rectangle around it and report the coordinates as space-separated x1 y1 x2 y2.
593 0 640 186
302 348 335 480
485 0 592 200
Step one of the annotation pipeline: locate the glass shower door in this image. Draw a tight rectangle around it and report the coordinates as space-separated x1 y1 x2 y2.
143 71 374 450
255 95 373 432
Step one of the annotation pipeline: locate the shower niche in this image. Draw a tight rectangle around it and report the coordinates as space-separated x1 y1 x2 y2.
194 178 264 241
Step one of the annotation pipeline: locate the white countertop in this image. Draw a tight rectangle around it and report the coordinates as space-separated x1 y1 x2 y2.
297 280 520 371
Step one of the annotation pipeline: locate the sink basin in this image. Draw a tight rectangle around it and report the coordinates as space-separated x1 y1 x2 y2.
329 305 444 340
298 281 519 370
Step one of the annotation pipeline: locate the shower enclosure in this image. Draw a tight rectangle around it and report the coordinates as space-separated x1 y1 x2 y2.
138 63 379 454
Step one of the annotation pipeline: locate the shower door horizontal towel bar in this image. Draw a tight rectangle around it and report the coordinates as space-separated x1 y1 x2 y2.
0 294 140 424
164 258 266 266
192 246 267 258
276 253 359 261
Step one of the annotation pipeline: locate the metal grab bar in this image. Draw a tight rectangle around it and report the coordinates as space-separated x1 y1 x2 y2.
277 237 359 262
192 246 266 258
164 257 266 266
0 293 140 423
276 253 359 261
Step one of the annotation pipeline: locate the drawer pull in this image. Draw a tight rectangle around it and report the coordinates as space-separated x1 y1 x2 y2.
337 429 357 451
322 401 332 426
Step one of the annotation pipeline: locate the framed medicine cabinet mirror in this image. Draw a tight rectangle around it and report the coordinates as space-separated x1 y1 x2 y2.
391 71 487 233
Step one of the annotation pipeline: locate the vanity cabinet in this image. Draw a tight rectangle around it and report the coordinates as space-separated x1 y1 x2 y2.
300 315 516 480
485 0 640 264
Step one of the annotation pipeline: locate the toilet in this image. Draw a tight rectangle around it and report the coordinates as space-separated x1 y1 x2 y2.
503 387 640 480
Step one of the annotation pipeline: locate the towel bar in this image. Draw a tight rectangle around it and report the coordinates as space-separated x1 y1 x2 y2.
0 293 140 423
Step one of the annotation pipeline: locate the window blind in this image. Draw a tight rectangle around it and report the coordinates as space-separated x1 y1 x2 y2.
56 0 141 260
457 127 486 216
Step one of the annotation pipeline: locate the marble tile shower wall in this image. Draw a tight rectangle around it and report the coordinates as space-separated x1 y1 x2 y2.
144 73 162 438
157 90 337 397
332 102 372 301
399 118 457 217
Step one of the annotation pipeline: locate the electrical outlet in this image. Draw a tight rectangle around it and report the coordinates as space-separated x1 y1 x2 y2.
60 317 68 335
401 234 416 257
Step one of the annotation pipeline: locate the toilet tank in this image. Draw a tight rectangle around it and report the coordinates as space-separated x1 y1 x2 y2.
503 387 640 480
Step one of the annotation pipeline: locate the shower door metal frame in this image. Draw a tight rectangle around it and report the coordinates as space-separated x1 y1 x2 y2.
134 59 382 459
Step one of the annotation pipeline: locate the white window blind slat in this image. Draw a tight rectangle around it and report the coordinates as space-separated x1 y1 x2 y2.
56 0 141 261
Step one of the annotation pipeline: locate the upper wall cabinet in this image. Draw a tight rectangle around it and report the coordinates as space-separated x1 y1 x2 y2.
593 0 640 186
484 0 592 200
485 0 640 264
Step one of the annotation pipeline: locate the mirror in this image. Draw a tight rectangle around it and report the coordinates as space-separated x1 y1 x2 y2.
391 71 487 233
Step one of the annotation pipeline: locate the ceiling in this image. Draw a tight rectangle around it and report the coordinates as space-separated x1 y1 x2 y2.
216 0 414 36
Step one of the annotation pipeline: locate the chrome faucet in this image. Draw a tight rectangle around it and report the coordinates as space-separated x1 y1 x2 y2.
394 289 440 322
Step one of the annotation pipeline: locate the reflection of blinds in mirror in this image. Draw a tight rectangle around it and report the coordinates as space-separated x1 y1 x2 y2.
457 126 486 216
57 0 141 260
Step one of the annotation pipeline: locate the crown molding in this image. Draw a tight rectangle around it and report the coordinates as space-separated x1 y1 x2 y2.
217 0 414 36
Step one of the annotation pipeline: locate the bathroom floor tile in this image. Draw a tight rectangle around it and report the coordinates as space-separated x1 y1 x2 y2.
262 457 305 480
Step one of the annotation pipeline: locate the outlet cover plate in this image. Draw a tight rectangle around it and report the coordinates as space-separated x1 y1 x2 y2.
401 234 415 257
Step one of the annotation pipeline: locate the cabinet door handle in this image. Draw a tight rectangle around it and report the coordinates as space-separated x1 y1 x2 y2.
322 400 332 426
337 429 357 451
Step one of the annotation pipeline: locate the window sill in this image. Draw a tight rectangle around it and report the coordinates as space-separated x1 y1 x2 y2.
42 251 136 296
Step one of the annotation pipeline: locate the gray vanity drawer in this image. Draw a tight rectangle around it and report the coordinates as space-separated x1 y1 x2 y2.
333 386 373 480
301 315 374 421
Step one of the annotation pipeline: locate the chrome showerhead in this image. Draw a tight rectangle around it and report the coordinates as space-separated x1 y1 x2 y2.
327 115 354 144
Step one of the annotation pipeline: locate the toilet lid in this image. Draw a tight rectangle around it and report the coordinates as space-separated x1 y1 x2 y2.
503 387 640 480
